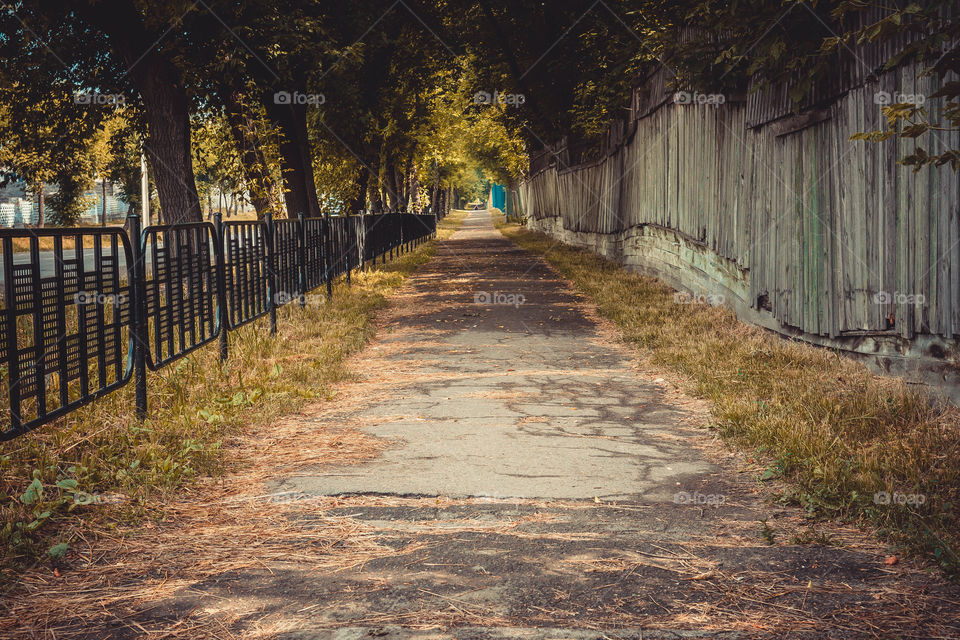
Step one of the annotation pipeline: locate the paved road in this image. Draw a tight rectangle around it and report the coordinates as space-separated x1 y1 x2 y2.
0 248 130 281
11 210 958 639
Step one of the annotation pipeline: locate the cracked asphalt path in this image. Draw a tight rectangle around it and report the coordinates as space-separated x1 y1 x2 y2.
38 210 960 640
275 212 714 503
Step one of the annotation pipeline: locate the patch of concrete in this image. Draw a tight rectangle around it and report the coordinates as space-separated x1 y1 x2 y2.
275 212 715 502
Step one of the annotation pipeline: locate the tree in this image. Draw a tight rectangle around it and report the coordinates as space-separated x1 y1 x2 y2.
450 0 670 149
0 2 114 225
71 0 204 222
102 109 149 218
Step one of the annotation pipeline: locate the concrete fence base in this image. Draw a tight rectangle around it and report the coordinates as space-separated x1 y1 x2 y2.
528 215 960 405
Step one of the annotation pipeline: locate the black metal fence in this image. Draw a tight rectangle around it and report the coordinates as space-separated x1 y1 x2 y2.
0 211 439 440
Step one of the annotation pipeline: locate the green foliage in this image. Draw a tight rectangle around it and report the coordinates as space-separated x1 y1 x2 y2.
454 0 668 146
193 112 247 214
3 0 956 231
829 1 960 171
103 110 149 217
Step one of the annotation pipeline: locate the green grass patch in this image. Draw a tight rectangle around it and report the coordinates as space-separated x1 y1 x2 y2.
495 214 960 579
0 210 468 581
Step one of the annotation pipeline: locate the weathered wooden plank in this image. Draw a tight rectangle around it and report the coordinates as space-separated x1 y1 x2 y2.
519 55 957 346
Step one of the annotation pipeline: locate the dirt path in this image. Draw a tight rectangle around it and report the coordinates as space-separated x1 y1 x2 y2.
6 210 960 639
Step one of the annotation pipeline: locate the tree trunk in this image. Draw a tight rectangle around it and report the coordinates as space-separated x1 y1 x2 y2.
430 161 439 214
399 162 410 212
381 161 397 211
384 163 400 212
81 1 202 223
263 98 321 219
394 166 404 212
368 183 383 213
348 163 368 214
224 89 276 219
409 165 421 212
138 70 201 224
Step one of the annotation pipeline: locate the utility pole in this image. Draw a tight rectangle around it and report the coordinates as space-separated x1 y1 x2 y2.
140 150 150 229
101 178 107 227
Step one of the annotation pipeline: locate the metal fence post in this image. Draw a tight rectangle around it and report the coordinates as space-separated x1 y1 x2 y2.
2 240 21 434
126 212 148 420
323 215 333 299
354 213 367 273
265 210 277 335
346 216 352 286
297 212 307 308
213 212 229 361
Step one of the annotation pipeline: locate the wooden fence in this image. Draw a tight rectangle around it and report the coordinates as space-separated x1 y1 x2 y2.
520 57 960 395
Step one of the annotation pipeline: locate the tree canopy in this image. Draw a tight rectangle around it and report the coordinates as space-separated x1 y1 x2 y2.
0 0 956 225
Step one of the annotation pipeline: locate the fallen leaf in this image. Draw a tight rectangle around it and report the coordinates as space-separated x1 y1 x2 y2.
884 556 898 565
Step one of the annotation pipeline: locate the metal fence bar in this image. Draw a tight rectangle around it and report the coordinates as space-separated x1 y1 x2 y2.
302 217 325 293
141 222 220 370
0 212 436 439
213 212 229 361
264 211 277 334
128 213 147 419
323 216 333 298
297 213 307 307
272 218 301 307
0 227 134 440
222 219 269 329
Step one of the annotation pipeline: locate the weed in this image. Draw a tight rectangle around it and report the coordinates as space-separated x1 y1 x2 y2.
759 518 776 545
789 526 840 547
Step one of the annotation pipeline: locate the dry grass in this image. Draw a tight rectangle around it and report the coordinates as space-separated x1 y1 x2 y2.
0 211 469 582
495 214 960 579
